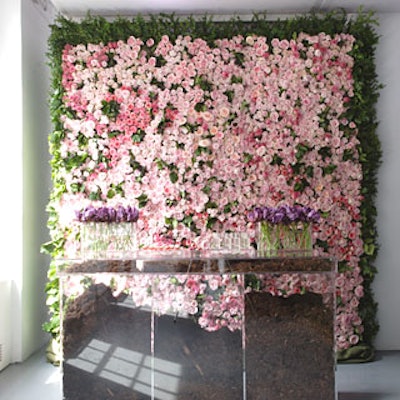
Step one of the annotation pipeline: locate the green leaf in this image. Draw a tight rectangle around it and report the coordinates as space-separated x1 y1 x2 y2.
40 241 56 255
243 152 253 163
136 193 149 208
231 74 243 84
224 90 234 103
206 217 218 229
206 201 218 209
318 146 332 160
132 129 146 143
363 243 376 256
108 130 123 138
295 143 310 161
89 190 101 201
165 217 178 229
271 154 283 166
322 164 337 176
294 178 309 192
101 99 120 119
169 171 179 183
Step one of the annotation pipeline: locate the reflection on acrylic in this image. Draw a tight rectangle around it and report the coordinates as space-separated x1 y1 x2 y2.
61 266 335 400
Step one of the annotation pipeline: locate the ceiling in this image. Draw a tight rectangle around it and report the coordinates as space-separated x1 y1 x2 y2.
49 0 400 18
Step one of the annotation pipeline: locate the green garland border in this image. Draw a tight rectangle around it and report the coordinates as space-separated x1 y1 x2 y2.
43 10 382 362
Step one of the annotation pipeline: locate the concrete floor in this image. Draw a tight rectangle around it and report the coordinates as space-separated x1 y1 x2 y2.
336 351 400 400
0 349 399 399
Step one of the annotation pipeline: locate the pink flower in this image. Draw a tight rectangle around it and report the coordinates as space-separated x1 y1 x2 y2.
58 32 362 346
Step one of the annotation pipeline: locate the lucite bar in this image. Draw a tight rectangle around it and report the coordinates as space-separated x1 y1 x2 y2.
152 273 244 399
58 254 336 400
61 276 152 400
244 273 335 400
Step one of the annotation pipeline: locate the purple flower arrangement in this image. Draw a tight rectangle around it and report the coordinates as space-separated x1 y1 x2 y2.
247 205 320 225
77 205 139 259
248 205 320 256
76 205 139 223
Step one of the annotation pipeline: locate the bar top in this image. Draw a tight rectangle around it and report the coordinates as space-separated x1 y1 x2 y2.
57 250 336 275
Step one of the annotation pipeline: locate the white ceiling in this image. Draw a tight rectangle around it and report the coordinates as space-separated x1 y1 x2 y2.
49 0 400 18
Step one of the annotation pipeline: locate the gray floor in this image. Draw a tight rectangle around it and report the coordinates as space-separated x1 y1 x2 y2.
336 351 400 400
0 349 399 399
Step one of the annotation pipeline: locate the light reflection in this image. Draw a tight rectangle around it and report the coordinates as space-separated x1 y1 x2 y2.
66 338 181 400
45 368 62 385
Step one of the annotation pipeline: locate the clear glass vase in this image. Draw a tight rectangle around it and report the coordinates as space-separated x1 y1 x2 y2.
80 222 137 260
257 221 312 256
257 222 281 256
209 232 252 254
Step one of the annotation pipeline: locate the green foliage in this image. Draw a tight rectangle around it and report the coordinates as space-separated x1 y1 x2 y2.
345 10 382 346
44 10 382 352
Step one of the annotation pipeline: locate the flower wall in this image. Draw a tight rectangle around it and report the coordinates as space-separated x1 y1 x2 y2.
45 13 381 360
61 33 360 248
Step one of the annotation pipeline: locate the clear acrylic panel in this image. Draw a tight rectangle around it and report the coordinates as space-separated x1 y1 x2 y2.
59 256 336 400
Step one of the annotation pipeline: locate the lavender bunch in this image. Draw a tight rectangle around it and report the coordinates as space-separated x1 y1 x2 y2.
76 205 139 223
247 205 320 225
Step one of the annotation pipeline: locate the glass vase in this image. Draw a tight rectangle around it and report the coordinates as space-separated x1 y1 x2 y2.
257 221 281 256
281 222 313 255
80 222 137 260
257 221 312 256
210 232 252 254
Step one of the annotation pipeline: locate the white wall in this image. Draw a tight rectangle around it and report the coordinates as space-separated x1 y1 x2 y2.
0 0 54 363
373 13 400 350
20 0 55 360
0 0 24 363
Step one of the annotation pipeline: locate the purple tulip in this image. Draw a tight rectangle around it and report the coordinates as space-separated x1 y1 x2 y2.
116 205 126 222
306 208 320 223
285 205 301 222
126 206 139 222
108 207 117 222
82 205 96 222
247 204 320 225
97 207 108 222
76 205 140 223
262 207 271 222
